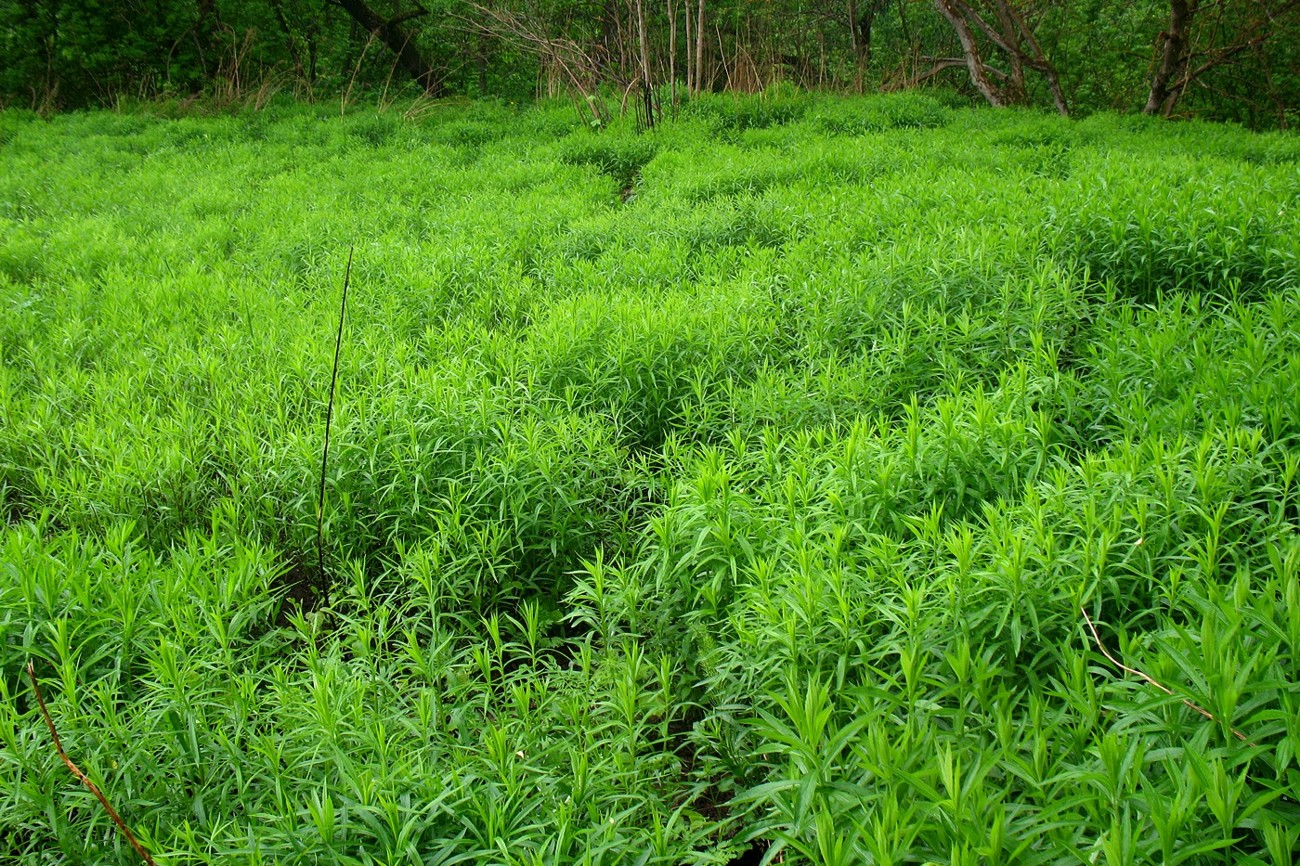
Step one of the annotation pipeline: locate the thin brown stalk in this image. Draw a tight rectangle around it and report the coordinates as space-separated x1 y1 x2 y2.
1080 607 1250 743
341 33 378 116
26 661 158 866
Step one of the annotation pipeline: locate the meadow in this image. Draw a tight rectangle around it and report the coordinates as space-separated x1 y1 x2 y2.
1 92 1299 864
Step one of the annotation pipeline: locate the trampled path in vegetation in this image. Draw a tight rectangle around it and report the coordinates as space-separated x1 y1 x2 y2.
1 94 1299 864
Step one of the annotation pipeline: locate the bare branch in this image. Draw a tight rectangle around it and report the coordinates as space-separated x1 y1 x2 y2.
1080 607 1251 744
948 0 1017 57
27 661 159 866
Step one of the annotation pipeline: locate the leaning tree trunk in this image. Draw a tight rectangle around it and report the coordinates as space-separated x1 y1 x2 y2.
932 0 1067 114
933 0 1008 105
333 0 442 95
1145 0 1196 115
1001 0 1068 114
987 0 1066 114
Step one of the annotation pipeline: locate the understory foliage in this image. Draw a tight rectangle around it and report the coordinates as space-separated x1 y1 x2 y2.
1 94 1299 864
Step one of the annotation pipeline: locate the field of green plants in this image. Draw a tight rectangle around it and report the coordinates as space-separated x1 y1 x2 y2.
1 93 1299 864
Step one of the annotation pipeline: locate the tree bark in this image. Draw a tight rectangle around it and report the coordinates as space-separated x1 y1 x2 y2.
933 0 1007 105
1145 0 1196 115
477 32 489 94
635 0 655 126
684 0 693 91
596 0 619 78
849 0 864 91
332 0 442 95
668 0 677 110
1000 0 1068 114
850 0 886 92
269 0 308 84
1144 0 1300 117
695 0 706 93
989 0 1026 101
466 3 607 124
933 0 1067 114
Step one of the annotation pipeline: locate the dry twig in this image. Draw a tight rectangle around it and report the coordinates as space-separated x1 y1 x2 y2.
1080 606 1250 743
25 660 159 865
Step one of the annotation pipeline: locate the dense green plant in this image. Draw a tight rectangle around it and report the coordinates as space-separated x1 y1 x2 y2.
1 94 1298 863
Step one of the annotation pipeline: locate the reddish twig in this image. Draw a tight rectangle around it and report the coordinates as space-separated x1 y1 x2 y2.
25 661 158 866
1080 607 1250 744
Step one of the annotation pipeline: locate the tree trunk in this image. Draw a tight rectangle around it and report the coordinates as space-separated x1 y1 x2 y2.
897 0 914 51
849 0 864 91
1145 0 1196 115
932 0 1067 114
597 0 619 78
990 0 1026 101
999 0 1068 114
333 0 442 95
684 0 693 92
933 0 1008 106
477 32 489 94
635 0 655 126
850 0 884 93
269 0 308 83
668 0 678 110
695 0 706 93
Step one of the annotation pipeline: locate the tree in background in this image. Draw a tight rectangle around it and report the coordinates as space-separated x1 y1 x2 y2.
849 0 891 91
931 0 1067 113
463 1 611 123
1145 0 1300 125
330 0 443 94
0 0 1296 126
0 0 208 109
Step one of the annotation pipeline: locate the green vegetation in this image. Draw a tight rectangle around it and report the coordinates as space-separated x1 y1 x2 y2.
4 1 1299 128
2 94 1299 864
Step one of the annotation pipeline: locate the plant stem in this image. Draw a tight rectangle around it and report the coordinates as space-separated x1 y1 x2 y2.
27 660 158 866
317 245 354 609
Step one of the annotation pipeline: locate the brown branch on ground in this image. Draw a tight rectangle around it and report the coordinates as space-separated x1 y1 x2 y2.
25 661 159 866
1080 607 1251 744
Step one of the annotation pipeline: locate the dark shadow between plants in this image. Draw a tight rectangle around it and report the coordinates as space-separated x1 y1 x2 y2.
271 557 324 629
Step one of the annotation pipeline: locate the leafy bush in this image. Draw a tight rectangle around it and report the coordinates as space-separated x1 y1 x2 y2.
558 130 660 189
683 90 812 133
1053 155 1299 301
812 92 952 134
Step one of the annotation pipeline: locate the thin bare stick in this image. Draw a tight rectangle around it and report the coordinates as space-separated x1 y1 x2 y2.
1080 607 1250 743
316 245 354 608
26 661 158 866
341 33 377 116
